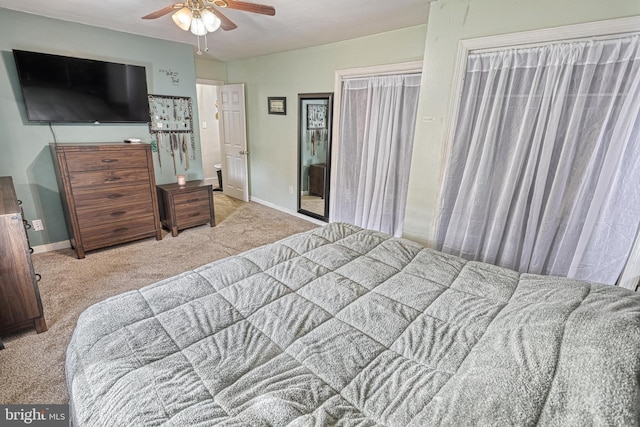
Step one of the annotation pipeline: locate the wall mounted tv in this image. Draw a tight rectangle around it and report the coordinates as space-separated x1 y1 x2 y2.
13 50 149 123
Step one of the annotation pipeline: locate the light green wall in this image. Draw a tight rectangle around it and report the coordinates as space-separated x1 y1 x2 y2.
404 0 640 246
0 9 201 247
5 0 633 249
224 25 427 211
195 57 227 81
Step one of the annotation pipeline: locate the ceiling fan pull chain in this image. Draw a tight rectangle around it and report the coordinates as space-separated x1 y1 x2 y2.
197 33 202 55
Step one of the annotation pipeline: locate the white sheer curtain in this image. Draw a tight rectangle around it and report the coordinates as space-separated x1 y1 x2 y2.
436 35 640 285
333 73 421 237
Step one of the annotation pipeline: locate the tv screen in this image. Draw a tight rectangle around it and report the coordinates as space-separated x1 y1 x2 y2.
13 50 149 123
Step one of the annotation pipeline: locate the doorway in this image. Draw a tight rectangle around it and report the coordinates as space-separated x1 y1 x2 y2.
196 80 223 188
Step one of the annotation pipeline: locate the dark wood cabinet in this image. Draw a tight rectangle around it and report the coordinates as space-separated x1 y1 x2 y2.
0 176 47 344
51 143 162 259
157 181 215 237
309 163 326 198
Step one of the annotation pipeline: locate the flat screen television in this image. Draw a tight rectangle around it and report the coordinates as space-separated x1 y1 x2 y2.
13 50 149 123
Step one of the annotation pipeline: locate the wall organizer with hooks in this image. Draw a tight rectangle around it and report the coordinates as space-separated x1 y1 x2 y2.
148 94 196 174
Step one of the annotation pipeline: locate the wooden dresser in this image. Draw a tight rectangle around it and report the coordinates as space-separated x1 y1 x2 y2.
157 181 215 237
0 176 47 344
51 143 162 259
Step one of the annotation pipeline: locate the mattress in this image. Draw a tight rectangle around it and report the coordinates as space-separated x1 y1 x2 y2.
66 222 640 426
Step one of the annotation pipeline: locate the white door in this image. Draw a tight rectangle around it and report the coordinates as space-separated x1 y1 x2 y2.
218 84 249 201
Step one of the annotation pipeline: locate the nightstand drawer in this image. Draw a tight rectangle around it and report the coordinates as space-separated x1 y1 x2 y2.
175 199 212 224
173 190 211 207
64 150 148 172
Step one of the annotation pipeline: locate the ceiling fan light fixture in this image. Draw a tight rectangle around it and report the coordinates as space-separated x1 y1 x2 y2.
201 9 222 32
143 0 276 55
190 18 207 36
172 7 193 31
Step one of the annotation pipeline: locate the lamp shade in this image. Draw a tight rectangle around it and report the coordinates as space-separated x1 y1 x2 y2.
172 7 192 31
201 9 221 33
190 18 207 36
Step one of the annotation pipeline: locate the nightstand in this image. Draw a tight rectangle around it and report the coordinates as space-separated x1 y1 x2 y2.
309 164 326 198
156 181 215 237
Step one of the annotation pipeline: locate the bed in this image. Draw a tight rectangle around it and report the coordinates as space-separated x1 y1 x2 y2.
66 222 640 426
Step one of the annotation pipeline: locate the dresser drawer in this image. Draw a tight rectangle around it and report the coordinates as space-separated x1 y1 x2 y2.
82 215 158 250
64 149 148 172
69 169 151 188
77 199 154 228
72 183 152 209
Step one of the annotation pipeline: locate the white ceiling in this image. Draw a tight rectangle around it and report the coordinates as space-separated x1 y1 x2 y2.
0 0 431 62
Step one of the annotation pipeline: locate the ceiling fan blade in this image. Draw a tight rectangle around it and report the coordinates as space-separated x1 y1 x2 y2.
212 9 238 31
221 1 276 16
142 4 182 19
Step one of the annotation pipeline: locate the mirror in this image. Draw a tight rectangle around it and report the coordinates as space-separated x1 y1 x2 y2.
298 93 333 221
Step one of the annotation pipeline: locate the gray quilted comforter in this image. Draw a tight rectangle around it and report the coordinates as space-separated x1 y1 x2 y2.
66 223 640 426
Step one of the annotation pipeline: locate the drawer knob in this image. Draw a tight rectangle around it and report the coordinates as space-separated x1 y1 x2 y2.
113 227 129 234
107 193 124 199
189 212 201 217
186 198 200 203
104 177 122 182
101 159 118 163
110 211 126 217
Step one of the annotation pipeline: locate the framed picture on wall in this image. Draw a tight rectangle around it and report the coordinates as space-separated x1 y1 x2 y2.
268 97 286 115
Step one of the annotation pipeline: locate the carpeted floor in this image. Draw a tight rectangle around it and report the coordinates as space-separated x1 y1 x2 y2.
0 194 317 404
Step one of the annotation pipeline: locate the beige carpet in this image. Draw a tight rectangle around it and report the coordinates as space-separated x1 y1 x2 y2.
0 194 317 404
300 194 325 216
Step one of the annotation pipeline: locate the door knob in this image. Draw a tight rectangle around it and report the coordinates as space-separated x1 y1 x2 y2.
239 150 249 155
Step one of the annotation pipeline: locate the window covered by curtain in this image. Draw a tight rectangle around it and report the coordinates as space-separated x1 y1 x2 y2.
333 73 421 237
435 35 640 285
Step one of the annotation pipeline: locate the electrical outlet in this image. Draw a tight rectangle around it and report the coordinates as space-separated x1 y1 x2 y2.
288 186 293 194
202 121 207 129
32 219 44 231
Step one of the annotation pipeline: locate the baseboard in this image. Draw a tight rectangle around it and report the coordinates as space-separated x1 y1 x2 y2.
250 197 327 226
32 240 71 254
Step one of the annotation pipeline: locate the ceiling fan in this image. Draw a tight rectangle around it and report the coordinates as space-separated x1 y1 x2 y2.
143 0 276 53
